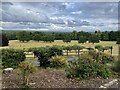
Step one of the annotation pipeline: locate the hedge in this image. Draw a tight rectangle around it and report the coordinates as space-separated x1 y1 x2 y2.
2 49 26 68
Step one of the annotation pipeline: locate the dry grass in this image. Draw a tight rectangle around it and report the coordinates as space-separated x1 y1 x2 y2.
0 40 119 56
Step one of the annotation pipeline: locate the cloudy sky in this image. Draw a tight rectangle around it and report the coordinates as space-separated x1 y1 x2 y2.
0 2 118 32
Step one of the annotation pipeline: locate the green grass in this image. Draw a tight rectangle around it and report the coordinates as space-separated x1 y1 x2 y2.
0 40 119 56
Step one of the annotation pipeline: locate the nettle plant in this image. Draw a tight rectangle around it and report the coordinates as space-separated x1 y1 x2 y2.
49 55 68 68
18 61 37 88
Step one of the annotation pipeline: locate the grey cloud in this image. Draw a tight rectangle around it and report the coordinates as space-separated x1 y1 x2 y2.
1 2 118 31
67 20 90 27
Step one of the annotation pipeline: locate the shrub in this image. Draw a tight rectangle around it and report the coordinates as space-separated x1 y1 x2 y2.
37 47 50 67
18 61 37 88
2 49 26 68
95 45 104 52
49 55 68 68
87 51 114 64
31 46 63 67
116 38 120 44
65 52 113 80
49 46 63 56
113 60 120 76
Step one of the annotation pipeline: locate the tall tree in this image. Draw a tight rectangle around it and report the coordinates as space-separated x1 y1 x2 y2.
78 36 87 43
109 31 117 41
71 31 77 40
89 34 99 44
17 31 30 42
63 33 71 43
101 31 109 41
95 30 102 40
0 33 9 46
33 34 41 41
42 34 55 43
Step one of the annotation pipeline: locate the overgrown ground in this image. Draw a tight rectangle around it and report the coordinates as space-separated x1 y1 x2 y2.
1 40 119 89
2 67 117 88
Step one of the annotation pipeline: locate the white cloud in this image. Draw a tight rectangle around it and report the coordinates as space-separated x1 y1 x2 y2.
1 2 118 31
71 11 82 14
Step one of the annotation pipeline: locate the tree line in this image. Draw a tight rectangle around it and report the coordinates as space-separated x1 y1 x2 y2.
1 30 120 46
6 30 120 41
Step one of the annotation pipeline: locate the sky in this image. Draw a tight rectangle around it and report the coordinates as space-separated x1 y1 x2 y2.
0 2 118 32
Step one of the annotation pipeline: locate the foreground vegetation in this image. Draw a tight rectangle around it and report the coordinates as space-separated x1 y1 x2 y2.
2 46 120 88
1 30 120 88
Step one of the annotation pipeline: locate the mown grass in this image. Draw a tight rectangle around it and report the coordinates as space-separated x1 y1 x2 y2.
0 40 119 56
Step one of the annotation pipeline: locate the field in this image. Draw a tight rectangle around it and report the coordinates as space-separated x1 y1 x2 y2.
1 40 119 56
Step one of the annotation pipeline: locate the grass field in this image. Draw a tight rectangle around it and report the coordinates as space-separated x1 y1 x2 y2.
0 40 119 56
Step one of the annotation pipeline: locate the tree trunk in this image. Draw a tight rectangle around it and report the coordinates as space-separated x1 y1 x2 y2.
78 49 79 57
67 50 68 56
110 48 112 55
26 77 29 86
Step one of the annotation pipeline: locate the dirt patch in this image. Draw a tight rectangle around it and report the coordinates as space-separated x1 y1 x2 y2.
2 67 115 88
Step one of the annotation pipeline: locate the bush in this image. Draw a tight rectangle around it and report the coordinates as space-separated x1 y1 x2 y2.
2 49 26 68
95 45 104 52
37 47 50 67
49 55 68 68
113 60 120 76
65 52 113 80
116 38 120 44
30 46 63 67
49 46 63 56
18 61 37 88
87 51 114 64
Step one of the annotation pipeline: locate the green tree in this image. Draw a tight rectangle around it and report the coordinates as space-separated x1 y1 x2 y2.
109 31 117 41
63 46 72 56
33 33 41 41
72 45 85 56
101 31 109 41
42 34 55 43
77 31 91 41
95 30 102 40
78 36 86 43
6 32 17 40
71 31 77 40
89 34 100 44
63 33 71 43
32 32 44 41
17 31 30 42
0 33 9 46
